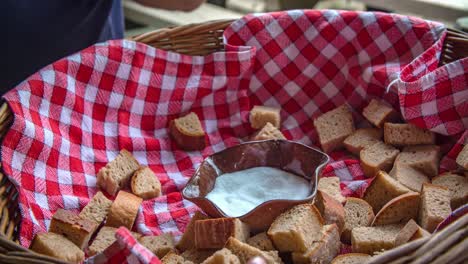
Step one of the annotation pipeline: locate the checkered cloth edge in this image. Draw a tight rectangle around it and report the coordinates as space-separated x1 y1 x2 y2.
1 10 467 263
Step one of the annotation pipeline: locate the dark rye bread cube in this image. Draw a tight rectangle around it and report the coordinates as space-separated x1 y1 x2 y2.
362 99 399 128
384 123 435 146
49 209 98 249
313 105 355 153
360 141 400 178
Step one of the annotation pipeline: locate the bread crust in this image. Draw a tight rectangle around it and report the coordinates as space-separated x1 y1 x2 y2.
170 119 206 150
106 191 143 229
372 192 420 226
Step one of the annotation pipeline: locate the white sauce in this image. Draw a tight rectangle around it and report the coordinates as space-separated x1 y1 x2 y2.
205 166 311 217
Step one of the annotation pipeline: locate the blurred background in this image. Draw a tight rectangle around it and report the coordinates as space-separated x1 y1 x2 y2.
124 0 468 36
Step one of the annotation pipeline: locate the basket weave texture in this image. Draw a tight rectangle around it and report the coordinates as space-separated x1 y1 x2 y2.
0 18 467 263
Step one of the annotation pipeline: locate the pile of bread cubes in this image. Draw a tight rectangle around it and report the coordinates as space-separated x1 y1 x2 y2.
28 98 468 264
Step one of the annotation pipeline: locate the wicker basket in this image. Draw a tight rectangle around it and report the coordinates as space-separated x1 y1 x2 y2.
0 18 467 264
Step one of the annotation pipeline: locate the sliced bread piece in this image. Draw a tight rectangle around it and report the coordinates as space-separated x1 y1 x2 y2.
342 198 374 243
49 209 98 249
162 252 195 264
351 224 403 255
250 105 281 129
394 219 421 246
432 172 468 210
315 190 345 233
226 237 283 264
267 204 324 252
313 105 355 153
30 232 85 263
317 176 346 204
362 99 399 128
363 171 411 213
181 249 217 264
395 145 440 177
247 232 275 251
177 211 209 251
170 112 206 151
384 123 435 146
410 226 431 241
79 191 112 225
343 128 382 155
372 192 420 226
194 218 250 249
419 183 452 232
88 226 142 256
131 166 162 200
106 190 143 229
139 233 175 258
389 163 430 192
331 253 372 264
252 122 286 141
360 141 400 178
456 144 468 169
201 248 241 264
97 149 140 196
291 224 341 264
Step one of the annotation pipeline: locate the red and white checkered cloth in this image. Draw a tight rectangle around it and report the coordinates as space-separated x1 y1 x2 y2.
2 10 467 263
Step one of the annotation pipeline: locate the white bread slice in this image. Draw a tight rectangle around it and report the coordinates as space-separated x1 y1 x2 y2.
432 172 468 210
291 224 341 264
362 99 399 128
201 248 241 264
131 166 162 200
250 105 281 129
194 218 250 249
419 183 452 232
343 128 382 155
226 237 283 264
177 211 209 251
389 163 430 192
139 233 175 258
456 144 468 169
267 204 324 252
342 198 374 243
351 224 403 255
384 123 435 146
30 232 85 263
315 190 345 233
331 253 371 264
372 192 420 226
360 141 399 178
252 122 286 141
106 190 142 230
49 209 98 249
395 145 440 177
247 232 275 251
394 219 421 246
79 191 112 225
363 171 411 214
313 105 355 153
317 177 346 204
97 149 140 196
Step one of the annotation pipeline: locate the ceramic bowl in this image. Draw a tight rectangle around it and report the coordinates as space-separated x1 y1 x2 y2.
182 139 329 231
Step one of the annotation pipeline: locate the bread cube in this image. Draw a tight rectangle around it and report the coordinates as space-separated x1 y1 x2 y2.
394 219 421 246
79 191 112 225
389 163 430 192
317 176 346 204
351 224 403 254
49 209 98 249
194 218 250 249
30 232 84 263
177 211 209 251
250 105 281 129
432 172 468 210
360 141 400 178
395 145 440 177
106 190 142 230
362 99 399 128
267 204 324 252
131 166 162 200
252 122 286 141
419 183 452 232
342 198 374 243
363 171 411 214
291 224 340 264
343 128 382 155
410 226 430 241
139 233 175 258
89 226 142 256
201 248 241 264
456 144 468 169
181 249 216 264
313 105 355 153
170 112 206 151
372 192 420 226
384 123 435 146
247 232 275 251
226 237 282 264
331 253 371 264
97 149 140 196
162 252 195 264
314 191 345 233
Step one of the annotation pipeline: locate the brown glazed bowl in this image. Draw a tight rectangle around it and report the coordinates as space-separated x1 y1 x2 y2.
182 140 329 232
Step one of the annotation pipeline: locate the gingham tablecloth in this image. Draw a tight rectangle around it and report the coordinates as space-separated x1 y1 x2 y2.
2 10 467 263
